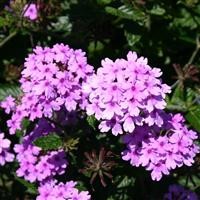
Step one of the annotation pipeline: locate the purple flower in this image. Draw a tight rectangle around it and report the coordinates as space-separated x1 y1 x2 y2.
0 133 11 152
14 119 68 183
37 179 91 200
4 44 94 134
0 133 14 166
147 161 169 181
99 117 123 136
0 96 16 114
121 113 200 181
84 51 171 135
163 184 198 200
23 3 38 21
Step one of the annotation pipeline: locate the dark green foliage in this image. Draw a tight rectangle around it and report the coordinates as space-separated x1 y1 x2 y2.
186 106 200 131
86 115 97 130
15 177 37 195
33 133 63 151
0 84 21 101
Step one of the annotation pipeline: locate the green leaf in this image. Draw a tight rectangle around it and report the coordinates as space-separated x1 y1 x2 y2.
107 175 135 200
16 119 31 138
33 133 63 151
186 106 200 132
178 174 200 190
105 5 145 24
86 115 97 130
50 16 72 33
116 176 135 189
173 8 198 29
0 17 6 27
88 41 104 54
0 84 22 101
76 181 88 191
97 0 113 5
124 31 141 47
167 84 187 111
61 0 78 10
170 84 184 103
186 88 196 103
15 177 37 194
149 5 166 16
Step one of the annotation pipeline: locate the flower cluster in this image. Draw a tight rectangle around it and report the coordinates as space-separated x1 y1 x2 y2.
23 3 38 21
13 118 91 199
0 133 14 166
84 51 171 136
82 51 199 181
122 114 199 181
0 42 199 197
37 179 91 200
163 184 198 200
14 119 68 182
7 44 94 134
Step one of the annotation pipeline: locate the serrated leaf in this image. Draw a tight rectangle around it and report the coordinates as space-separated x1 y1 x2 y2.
0 84 22 101
15 177 37 194
124 31 141 47
178 174 200 190
170 84 184 103
149 5 165 15
88 41 104 54
87 115 96 130
97 0 113 5
186 88 196 103
33 133 63 151
167 84 187 111
108 175 135 200
117 176 135 189
50 16 72 33
16 119 31 138
76 181 88 191
105 5 145 24
0 17 6 27
186 106 200 132
173 8 198 30
61 0 78 10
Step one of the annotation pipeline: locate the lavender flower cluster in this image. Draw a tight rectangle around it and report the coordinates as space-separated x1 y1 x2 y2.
122 113 199 181
14 117 91 199
6 43 93 134
84 51 171 136
163 184 198 200
82 52 200 181
37 180 91 200
1 44 93 199
0 43 199 198
14 119 67 183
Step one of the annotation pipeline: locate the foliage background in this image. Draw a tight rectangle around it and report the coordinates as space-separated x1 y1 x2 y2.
0 0 200 199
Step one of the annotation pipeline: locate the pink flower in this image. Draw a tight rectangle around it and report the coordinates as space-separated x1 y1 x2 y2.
23 3 38 21
14 120 68 183
4 44 94 135
121 113 200 181
0 133 14 166
1 96 16 114
37 179 91 200
84 51 171 135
